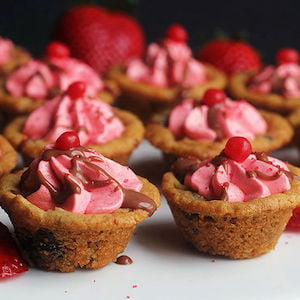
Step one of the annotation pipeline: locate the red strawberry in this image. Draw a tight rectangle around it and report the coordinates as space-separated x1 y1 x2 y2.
286 206 300 229
197 39 262 76
53 5 145 74
0 222 28 278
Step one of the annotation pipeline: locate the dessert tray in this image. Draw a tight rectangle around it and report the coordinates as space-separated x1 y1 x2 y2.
1 140 300 300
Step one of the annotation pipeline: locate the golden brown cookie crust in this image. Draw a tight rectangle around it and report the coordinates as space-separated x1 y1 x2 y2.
0 134 18 176
108 63 227 103
228 71 300 113
145 110 294 161
162 166 300 259
4 108 144 165
0 171 161 272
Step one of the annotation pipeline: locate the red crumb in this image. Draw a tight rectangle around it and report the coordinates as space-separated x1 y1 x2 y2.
285 241 289 245
132 285 137 288
64 291 68 294
93 280 96 282
124 179 129 183
211 259 216 263
126 297 130 299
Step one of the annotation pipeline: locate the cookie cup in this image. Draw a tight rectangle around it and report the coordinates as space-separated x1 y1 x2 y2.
228 72 300 114
4 108 144 165
0 134 18 176
146 110 293 163
162 166 300 259
287 108 300 147
108 64 227 122
0 77 119 117
0 172 161 272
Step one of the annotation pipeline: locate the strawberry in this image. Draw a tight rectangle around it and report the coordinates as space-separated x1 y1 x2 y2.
53 5 145 74
286 206 300 229
0 222 28 279
197 39 262 76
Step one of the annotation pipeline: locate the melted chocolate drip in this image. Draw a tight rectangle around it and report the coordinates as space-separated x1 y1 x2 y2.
20 147 157 215
171 150 298 202
115 255 133 265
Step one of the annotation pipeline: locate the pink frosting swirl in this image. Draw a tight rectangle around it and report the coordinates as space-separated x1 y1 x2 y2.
126 39 207 88
0 37 13 66
168 98 267 141
49 57 104 97
5 57 104 100
21 146 143 214
174 153 292 202
5 60 56 100
248 64 300 98
22 93 124 144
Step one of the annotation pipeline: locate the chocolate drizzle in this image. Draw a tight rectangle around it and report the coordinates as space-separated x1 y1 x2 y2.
171 151 298 202
171 157 201 177
20 147 157 215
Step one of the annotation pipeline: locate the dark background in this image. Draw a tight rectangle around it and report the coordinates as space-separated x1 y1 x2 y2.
0 0 298 63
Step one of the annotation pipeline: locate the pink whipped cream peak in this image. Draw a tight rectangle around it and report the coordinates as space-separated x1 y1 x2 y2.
5 59 56 100
22 92 124 145
174 153 292 202
49 56 104 97
0 37 13 66
21 145 143 214
168 97 267 141
248 63 300 98
126 37 207 88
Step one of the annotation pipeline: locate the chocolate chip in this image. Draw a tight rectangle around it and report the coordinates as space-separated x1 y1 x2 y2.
16 228 64 267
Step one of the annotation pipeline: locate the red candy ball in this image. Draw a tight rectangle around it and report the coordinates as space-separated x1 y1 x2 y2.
66 81 86 100
224 136 252 163
276 48 299 65
202 88 226 106
165 24 188 42
46 41 71 58
55 132 80 150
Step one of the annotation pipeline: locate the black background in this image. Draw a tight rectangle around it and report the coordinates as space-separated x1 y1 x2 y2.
0 0 298 63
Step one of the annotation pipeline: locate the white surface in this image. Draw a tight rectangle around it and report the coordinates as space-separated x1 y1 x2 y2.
1 140 300 300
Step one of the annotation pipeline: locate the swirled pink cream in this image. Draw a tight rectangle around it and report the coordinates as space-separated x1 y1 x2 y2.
126 39 207 88
49 57 104 97
168 98 267 141
173 153 292 202
20 145 156 214
22 93 124 144
0 37 13 66
5 60 56 100
248 64 300 98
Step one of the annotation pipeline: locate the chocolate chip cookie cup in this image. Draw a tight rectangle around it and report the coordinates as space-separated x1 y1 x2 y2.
228 48 300 114
228 71 300 114
162 138 300 259
4 108 144 165
146 90 294 163
0 133 161 272
3 82 144 165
